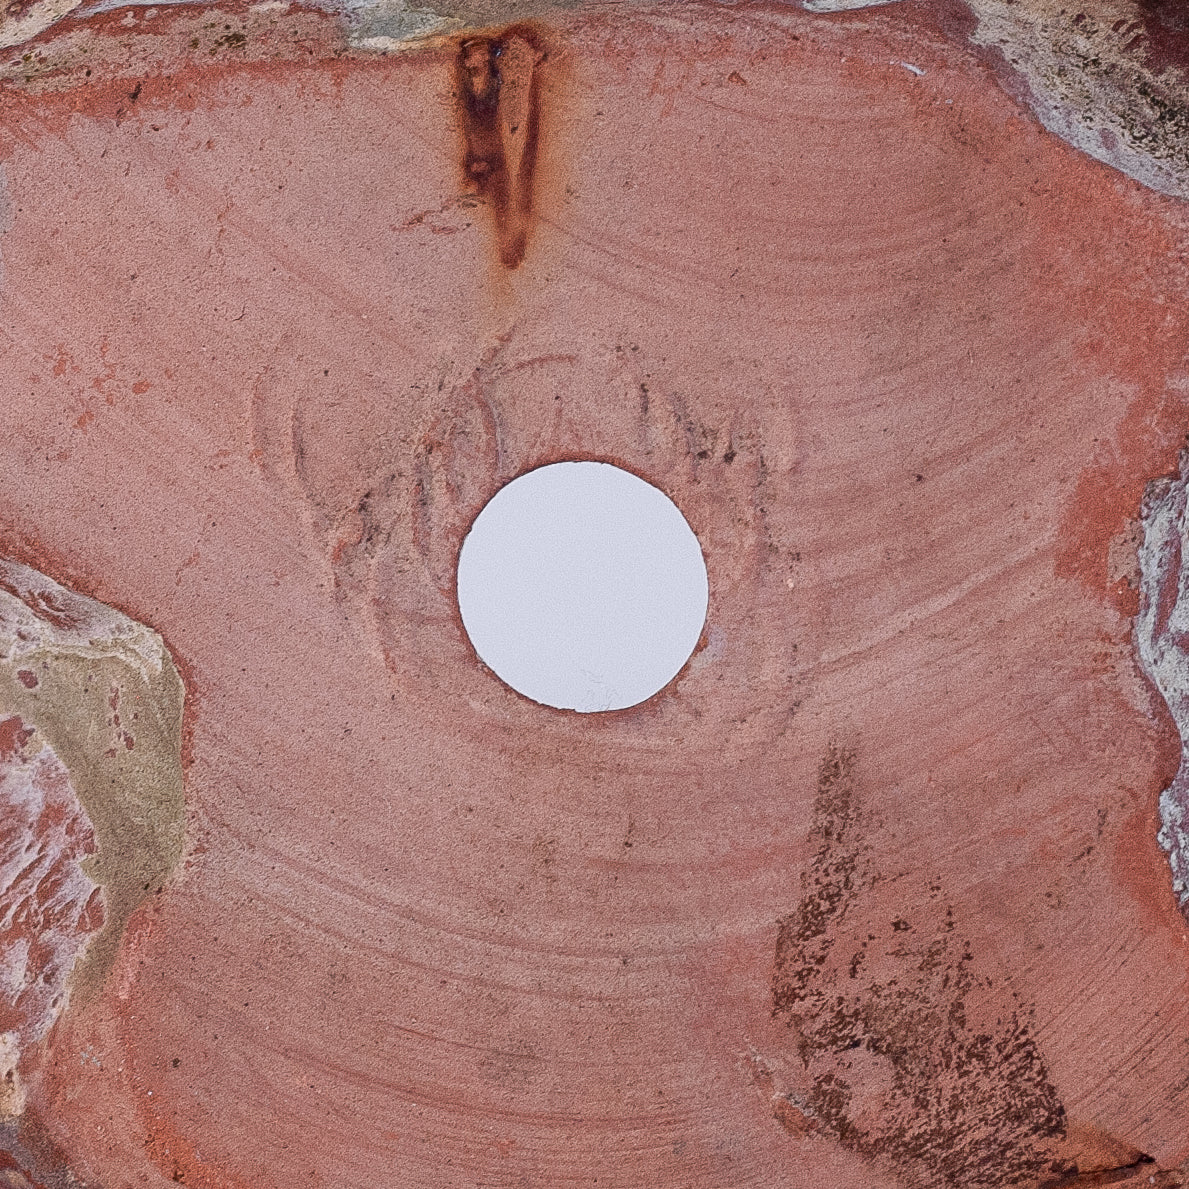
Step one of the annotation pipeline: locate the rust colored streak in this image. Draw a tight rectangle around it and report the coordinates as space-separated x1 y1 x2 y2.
456 27 544 270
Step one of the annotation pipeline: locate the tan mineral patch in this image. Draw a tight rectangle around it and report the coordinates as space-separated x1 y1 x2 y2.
0 0 82 53
0 561 185 1002
0 1032 25 1120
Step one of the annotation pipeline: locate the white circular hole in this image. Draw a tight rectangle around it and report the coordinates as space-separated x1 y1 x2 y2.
457 461 709 712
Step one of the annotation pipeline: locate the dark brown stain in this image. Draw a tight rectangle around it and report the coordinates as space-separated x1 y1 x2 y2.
455 24 545 269
1138 0 1189 74
771 745 1068 1189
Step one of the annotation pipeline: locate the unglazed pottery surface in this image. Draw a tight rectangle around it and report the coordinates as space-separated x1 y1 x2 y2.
3 1 1189 1186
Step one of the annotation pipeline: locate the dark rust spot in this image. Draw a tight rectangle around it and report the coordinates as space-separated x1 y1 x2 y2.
455 25 545 270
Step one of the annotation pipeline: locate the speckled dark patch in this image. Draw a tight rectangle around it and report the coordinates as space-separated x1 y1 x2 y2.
1138 0 1189 73
772 746 1066 1188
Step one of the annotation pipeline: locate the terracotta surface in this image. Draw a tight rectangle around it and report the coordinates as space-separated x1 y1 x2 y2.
2 1 1189 1186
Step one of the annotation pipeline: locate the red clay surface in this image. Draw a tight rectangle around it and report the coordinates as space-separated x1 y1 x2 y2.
2 2 1189 1186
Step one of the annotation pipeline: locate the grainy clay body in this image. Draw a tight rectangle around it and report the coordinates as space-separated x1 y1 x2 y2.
2 1 1189 1186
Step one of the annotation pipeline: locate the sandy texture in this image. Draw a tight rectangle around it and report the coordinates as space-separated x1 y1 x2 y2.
0 2 1189 1186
